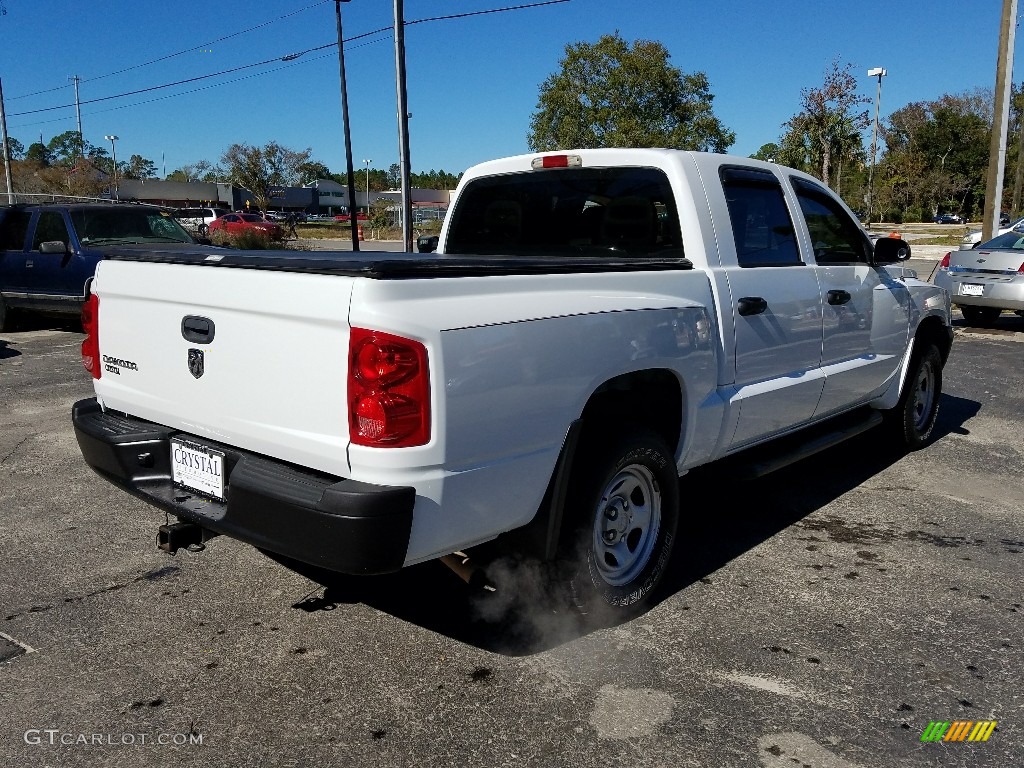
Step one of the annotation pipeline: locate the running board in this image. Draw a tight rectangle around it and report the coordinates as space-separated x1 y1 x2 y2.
721 410 884 480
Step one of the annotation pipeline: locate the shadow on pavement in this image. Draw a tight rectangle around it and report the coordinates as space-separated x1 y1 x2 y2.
277 393 982 657
0 340 21 360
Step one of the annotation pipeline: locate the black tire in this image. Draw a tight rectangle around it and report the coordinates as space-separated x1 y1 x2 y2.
197 223 210 236
0 294 13 333
561 426 679 614
886 343 943 450
960 305 1001 327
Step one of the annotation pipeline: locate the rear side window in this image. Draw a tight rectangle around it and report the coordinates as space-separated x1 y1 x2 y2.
720 166 800 267
445 167 683 257
0 209 32 250
792 178 871 264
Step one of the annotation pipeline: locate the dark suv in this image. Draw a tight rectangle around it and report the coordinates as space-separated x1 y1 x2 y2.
0 202 211 331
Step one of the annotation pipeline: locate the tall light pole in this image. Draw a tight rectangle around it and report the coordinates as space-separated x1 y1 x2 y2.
866 67 886 228
363 158 372 215
104 134 119 199
335 0 360 251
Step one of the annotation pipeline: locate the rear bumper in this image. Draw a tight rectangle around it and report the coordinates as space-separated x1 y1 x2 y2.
934 272 1024 311
72 398 415 574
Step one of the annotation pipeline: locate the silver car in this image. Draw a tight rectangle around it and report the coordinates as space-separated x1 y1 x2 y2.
935 229 1024 326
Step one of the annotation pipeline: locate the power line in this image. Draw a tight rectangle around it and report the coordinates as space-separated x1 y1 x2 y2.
8 1 571 124
7 0 331 101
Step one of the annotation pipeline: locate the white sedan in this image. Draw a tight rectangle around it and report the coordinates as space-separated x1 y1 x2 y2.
960 217 1024 249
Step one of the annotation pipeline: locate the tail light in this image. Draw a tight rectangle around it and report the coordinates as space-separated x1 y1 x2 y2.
348 328 430 447
81 293 101 379
1018 261 1024 273
939 252 951 271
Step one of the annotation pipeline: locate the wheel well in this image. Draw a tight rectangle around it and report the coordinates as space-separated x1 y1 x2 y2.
915 314 953 364
580 369 683 454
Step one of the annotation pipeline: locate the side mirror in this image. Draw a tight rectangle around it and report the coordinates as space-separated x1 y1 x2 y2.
39 240 68 254
872 237 910 265
416 235 439 253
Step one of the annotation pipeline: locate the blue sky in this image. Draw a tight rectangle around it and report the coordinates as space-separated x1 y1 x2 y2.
1 0 1020 179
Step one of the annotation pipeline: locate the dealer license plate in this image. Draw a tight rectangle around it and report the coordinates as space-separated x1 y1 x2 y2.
959 283 985 297
170 439 225 500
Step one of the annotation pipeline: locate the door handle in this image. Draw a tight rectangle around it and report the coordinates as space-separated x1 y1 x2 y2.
737 297 768 316
827 289 851 306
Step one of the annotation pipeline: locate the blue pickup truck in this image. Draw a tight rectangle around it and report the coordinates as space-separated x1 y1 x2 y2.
0 202 214 331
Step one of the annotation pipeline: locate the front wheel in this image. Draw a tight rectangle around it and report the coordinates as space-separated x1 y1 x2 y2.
0 294 13 333
561 427 679 614
885 343 943 450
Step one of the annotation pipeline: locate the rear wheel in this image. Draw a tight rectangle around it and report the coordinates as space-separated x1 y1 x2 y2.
561 426 679 614
960 305 1001 327
885 343 943 450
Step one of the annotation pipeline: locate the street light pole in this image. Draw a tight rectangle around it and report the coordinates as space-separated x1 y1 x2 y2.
335 0 360 251
363 158 372 214
104 134 119 199
866 67 886 229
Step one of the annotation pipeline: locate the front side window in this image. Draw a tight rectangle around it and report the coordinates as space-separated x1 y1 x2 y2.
792 179 871 264
445 167 683 258
32 211 70 250
720 166 801 267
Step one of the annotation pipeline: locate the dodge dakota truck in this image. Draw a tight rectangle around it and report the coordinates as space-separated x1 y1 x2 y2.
72 149 953 613
0 202 211 331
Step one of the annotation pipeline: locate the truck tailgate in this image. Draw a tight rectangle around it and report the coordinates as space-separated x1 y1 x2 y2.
92 259 355 477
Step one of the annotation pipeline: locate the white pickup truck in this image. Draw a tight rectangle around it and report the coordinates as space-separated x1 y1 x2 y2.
73 149 953 613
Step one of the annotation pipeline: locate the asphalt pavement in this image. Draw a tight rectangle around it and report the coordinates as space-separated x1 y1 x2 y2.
1 308 1021 767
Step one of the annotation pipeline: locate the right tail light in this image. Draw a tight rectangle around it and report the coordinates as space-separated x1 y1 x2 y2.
348 328 430 447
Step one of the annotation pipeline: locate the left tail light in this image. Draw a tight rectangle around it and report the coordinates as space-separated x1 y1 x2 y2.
81 293 101 379
348 328 430 447
938 252 951 271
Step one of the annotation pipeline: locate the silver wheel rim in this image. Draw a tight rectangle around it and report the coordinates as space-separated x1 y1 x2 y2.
591 464 662 587
911 359 936 433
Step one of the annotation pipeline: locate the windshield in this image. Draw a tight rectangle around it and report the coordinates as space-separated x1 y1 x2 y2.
978 230 1024 250
72 208 194 245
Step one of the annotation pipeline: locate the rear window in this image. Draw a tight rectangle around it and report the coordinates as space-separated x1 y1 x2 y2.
445 167 683 257
0 209 32 250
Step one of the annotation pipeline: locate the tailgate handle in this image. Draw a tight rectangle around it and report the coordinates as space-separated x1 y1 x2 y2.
181 316 215 344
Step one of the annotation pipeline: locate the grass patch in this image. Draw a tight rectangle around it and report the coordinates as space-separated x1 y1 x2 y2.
908 234 964 246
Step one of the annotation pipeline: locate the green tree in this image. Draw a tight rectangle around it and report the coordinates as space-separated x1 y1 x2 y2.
220 142 313 212
120 154 158 180
25 142 50 165
296 160 331 184
781 60 870 188
528 32 734 152
2 137 25 161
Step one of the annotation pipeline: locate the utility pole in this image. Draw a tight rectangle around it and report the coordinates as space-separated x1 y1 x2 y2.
982 0 1018 242
866 67 886 228
0 78 14 204
335 0 360 252
394 0 413 252
70 75 83 158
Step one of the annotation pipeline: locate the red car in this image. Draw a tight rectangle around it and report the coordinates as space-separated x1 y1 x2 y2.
209 213 284 240
332 212 368 222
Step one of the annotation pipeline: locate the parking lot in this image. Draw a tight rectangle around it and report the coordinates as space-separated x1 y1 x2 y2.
1 290 1022 767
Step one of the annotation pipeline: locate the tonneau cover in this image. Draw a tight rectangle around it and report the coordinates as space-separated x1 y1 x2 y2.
103 248 694 279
